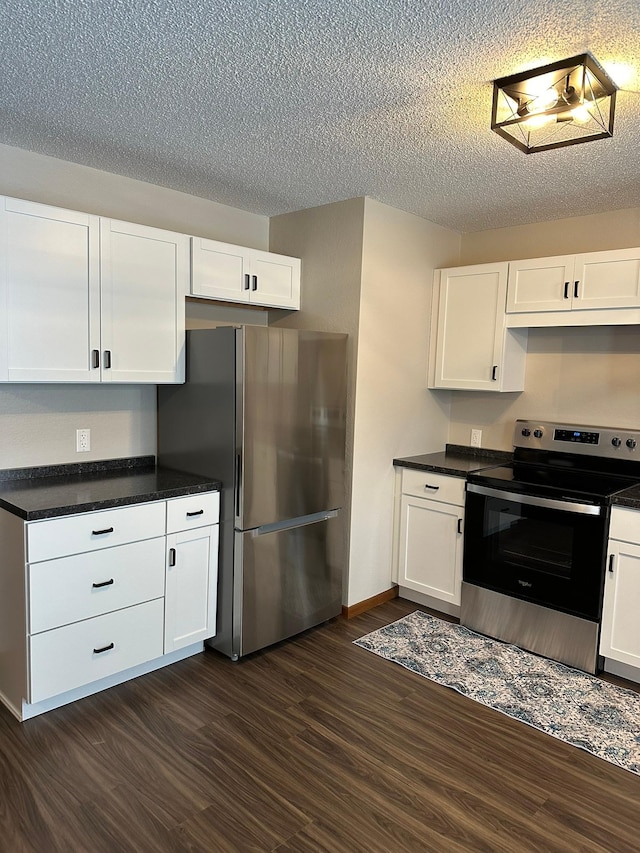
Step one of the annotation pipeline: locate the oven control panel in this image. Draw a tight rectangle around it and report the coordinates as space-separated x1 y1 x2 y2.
514 420 640 458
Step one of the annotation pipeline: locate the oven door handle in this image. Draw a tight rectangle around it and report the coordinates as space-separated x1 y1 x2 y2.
466 483 602 516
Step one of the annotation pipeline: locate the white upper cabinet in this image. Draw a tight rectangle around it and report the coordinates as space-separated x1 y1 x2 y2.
429 262 527 391
100 219 187 384
507 247 640 321
0 198 186 384
507 255 575 314
576 249 640 309
191 237 300 310
0 197 101 383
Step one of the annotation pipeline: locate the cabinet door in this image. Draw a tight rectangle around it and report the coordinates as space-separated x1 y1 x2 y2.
574 248 640 310
0 197 100 382
600 540 640 667
190 237 250 303
398 494 463 606
165 525 218 652
507 256 575 313
248 249 301 309
432 263 514 391
100 220 187 383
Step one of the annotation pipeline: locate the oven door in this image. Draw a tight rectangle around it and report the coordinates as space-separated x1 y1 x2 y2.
463 484 608 621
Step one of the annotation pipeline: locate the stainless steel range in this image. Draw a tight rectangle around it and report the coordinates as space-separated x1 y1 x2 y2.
461 419 640 673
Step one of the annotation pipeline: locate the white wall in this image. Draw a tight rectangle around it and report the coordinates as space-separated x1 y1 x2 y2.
347 198 459 605
448 207 640 450
0 144 269 469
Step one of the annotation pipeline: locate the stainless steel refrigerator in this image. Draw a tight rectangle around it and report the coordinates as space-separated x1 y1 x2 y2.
157 325 347 659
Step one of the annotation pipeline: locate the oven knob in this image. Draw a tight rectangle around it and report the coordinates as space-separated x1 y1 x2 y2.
521 428 531 437
612 437 622 448
627 438 637 450
533 429 543 438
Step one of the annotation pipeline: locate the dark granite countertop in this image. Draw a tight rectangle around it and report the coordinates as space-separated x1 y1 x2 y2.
611 485 640 510
0 457 221 521
393 444 512 478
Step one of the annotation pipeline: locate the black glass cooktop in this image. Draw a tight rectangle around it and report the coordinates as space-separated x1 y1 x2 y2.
468 461 639 503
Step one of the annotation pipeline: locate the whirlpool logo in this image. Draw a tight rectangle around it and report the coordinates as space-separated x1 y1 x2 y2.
518 579 533 588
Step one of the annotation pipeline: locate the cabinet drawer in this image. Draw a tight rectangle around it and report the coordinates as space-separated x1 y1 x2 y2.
401 469 464 505
609 507 640 545
29 537 166 634
29 598 164 704
27 501 166 563
166 491 220 533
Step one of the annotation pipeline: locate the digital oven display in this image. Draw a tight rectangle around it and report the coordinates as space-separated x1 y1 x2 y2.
554 429 599 445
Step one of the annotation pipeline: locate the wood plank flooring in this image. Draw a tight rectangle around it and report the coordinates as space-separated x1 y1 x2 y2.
1 598 639 852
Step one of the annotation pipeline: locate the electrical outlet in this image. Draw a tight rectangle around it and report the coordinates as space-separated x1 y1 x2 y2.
76 428 90 452
471 428 482 448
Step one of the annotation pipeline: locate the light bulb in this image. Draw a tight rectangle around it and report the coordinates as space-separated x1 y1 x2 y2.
570 104 592 123
530 87 559 113
521 113 555 129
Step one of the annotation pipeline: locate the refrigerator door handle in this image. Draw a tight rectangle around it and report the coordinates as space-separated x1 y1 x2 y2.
235 453 242 519
250 509 339 537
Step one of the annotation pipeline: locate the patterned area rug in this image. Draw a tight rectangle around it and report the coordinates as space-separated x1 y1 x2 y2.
354 610 640 775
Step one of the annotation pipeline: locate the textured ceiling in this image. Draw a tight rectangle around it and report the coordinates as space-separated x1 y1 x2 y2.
2 0 640 233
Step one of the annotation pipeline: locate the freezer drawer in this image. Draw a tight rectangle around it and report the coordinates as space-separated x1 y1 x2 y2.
235 512 342 657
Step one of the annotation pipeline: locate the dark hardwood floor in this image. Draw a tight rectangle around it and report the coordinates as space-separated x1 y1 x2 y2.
1 598 639 852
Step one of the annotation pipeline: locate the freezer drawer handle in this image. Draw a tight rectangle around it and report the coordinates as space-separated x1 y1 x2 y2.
92 578 114 589
93 642 114 655
186 509 204 517
92 527 114 536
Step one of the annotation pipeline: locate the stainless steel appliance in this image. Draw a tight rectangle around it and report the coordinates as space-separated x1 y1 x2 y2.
462 419 640 673
157 326 347 659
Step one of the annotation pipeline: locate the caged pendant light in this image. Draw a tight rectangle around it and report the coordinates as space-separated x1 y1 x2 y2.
491 53 617 153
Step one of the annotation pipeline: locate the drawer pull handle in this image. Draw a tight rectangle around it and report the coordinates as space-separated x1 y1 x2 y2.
186 509 204 517
169 547 176 567
92 527 114 536
92 578 114 589
424 484 440 491
93 642 114 655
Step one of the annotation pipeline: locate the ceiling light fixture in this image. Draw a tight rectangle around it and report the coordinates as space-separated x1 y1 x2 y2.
491 54 617 153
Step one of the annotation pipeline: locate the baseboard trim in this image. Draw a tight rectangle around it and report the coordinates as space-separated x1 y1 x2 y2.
343 586 399 619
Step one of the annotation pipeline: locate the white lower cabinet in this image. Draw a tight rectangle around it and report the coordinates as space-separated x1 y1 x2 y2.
396 469 464 607
601 509 640 668
30 599 165 704
165 525 218 652
0 491 220 720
